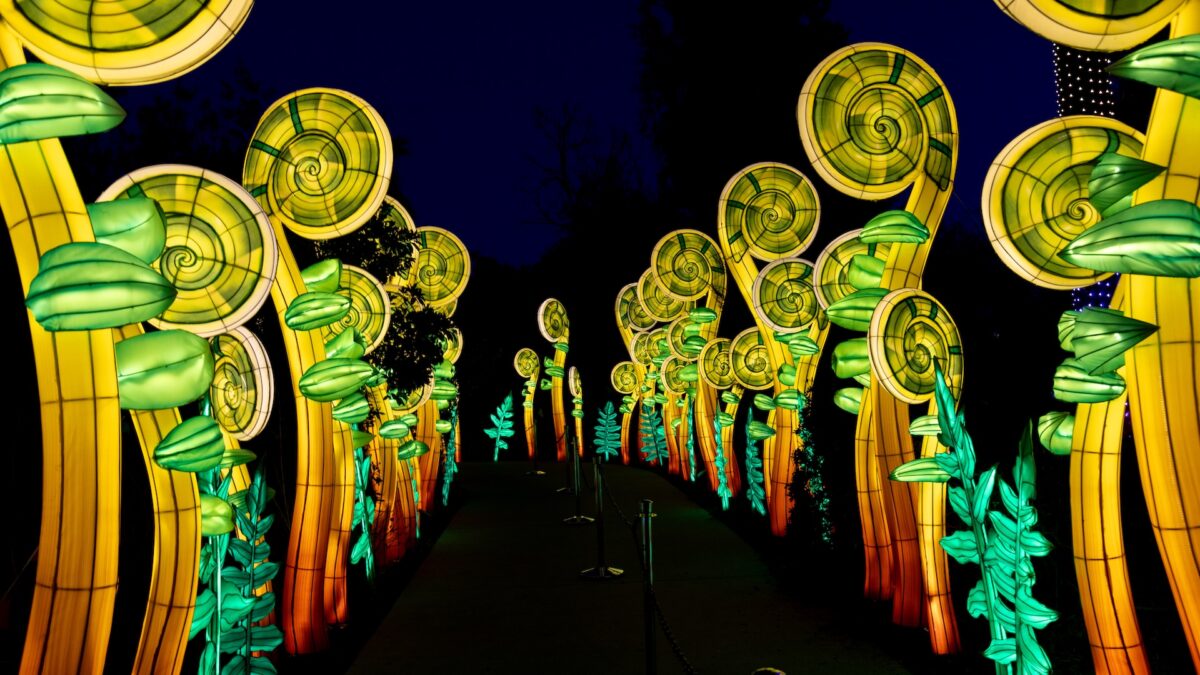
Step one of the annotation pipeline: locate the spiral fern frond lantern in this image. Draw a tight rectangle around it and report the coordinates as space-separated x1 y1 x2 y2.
637 267 689 323
320 264 392 354
798 44 955 201
730 328 774 392
100 165 278 337
245 88 391 240
814 229 893 309
612 361 639 395
868 290 964 406
617 282 656 333
97 163 277 671
753 258 819 333
0 5 255 669
409 227 471 311
717 161 823 536
718 162 819 264
538 298 571 461
244 86 392 651
0 0 253 85
515 347 541 461
710 158 825 530
651 229 727 304
983 116 1143 289
209 327 275 442
650 229 727 490
982 109 1166 669
800 42 961 649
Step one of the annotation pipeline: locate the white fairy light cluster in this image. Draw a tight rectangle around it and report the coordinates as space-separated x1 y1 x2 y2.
1052 43 1115 117
1052 43 1120 308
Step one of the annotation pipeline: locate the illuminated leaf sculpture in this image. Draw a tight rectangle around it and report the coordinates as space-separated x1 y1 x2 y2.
244 86 392 650
799 42 963 651
744 409 767 516
717 161 822 537
485 394 516 461
981 109 1154 671
593 401 622 461
891 366 1057 675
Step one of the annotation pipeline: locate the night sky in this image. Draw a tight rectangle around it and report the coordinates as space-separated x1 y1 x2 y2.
105 1 1057 266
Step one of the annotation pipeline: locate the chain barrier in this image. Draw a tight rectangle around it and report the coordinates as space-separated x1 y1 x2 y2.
596 462 698 675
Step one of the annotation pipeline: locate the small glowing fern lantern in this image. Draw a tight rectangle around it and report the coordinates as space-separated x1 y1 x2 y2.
593 401 622 461
485 393 516 462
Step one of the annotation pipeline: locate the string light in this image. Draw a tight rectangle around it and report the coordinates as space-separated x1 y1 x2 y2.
1053 43 1120 308
1051 43 1116 118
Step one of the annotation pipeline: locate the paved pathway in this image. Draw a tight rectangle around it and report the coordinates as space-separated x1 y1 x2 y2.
348 461 911 674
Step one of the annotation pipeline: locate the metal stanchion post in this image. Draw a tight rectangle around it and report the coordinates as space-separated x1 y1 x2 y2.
562 436 593 525
580 457 623 579
641 499 656 675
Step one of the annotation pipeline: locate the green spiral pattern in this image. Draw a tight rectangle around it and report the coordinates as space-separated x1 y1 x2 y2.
814 229 892 309
730 327 774 391
699 338 735 389
753 258 819 333
243 88 392 240
100 164 278 337
867 288 964 404
799 44 955 198
652 229 727 301
638 268 688 323
208 327 274 441
718 162 820 262
320 264 392 354
617 282 655 331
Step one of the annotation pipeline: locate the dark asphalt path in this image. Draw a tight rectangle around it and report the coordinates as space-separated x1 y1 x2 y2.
348 461 910 674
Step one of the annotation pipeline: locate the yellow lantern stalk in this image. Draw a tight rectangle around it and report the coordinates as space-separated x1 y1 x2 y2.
115 323 202 675
0 37 122 675
415 398 443 512
516 348 541 461
853 393 893 600
1122 10 1200 665
799 43 960 647
538 299 570 462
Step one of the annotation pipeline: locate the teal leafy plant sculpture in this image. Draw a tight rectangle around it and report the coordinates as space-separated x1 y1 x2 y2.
745 409 767 516
712 412 732 510
485 393 516 461
190 464 283 674
442 406 460 507
891 365 1057 674
350 440 376 583
640 402 669 465
593 401 621 461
